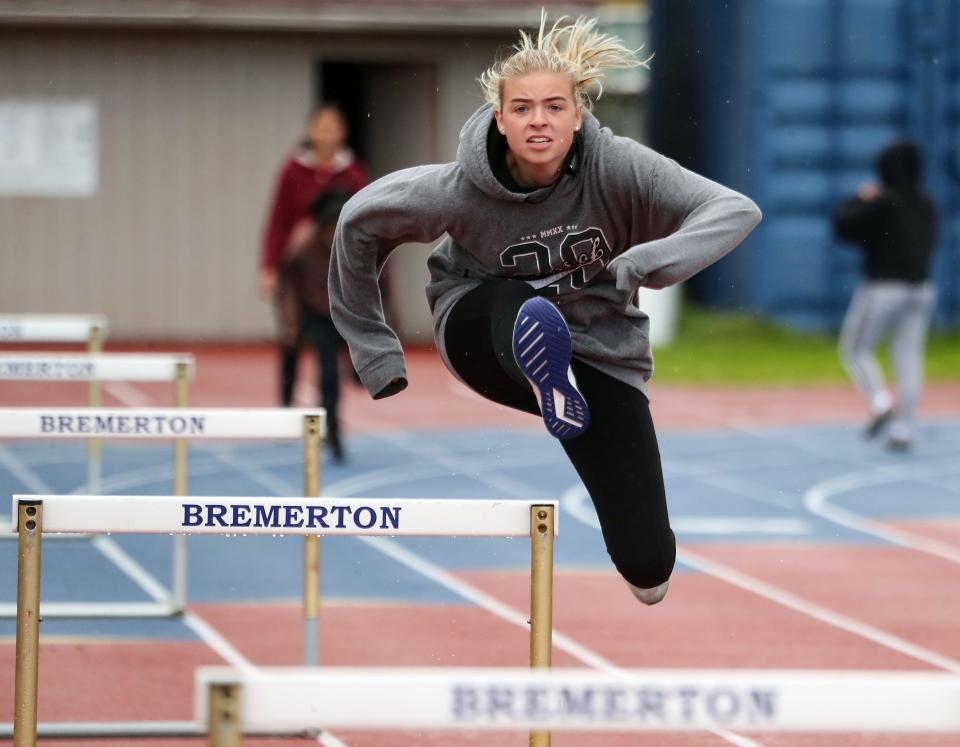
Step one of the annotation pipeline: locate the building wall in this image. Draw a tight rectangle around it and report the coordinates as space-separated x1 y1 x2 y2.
0 26 498 341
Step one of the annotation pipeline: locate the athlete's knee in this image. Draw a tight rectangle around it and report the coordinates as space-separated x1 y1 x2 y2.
628 578 670 606
608 529 676 598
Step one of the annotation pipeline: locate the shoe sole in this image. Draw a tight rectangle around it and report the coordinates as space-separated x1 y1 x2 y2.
512 297 589 440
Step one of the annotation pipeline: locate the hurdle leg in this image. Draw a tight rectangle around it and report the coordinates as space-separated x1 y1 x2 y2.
13 500 43 747
529 504 555 747
303 414 323 666
171 361 191 613
207 682 242 747
87 323 103 494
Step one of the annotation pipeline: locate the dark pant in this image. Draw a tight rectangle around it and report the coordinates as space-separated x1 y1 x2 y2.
280 307 343 446
444 280 675 589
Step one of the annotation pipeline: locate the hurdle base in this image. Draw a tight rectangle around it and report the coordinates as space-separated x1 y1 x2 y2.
0 600 182 619
0 721 202 739
0 721 330 739
1 533 105 542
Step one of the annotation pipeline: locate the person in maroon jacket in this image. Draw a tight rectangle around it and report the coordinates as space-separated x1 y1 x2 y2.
259 102 368 452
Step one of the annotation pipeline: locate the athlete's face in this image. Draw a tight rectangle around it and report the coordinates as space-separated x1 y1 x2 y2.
494 71 582 185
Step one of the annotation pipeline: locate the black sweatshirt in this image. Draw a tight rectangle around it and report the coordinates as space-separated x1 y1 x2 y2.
833 143 938 283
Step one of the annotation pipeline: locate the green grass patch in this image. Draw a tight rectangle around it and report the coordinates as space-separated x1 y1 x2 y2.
652 306 960 385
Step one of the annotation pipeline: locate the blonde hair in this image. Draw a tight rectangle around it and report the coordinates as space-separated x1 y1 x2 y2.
479 12 650 110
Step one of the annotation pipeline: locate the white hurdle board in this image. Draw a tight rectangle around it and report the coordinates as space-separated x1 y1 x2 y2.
0 408 324 621
0 355 196 495
11 495 558 537
196 666 960 734
0 352 193 381
0 353 195 498
0 407 326 440
0 314 107 343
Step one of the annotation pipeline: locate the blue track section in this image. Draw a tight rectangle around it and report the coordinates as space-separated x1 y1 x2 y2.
2 419 959 640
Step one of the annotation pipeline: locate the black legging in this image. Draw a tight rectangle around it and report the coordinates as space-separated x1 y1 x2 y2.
444 280 675 589
280 307 343 445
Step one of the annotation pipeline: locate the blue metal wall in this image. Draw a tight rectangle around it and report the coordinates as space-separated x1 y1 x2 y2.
650 0 960 330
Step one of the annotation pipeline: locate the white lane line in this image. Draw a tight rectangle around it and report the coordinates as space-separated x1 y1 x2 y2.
678 547 960 674
180 611 254 672
803 463 960 564
672 517 810 535
104 381 153 407
317 731 350 747
0 443 50 493
563 482 960 675
88 535 172 603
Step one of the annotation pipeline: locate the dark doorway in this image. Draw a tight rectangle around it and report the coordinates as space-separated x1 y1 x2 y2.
317 61 369 160
317 60 437 179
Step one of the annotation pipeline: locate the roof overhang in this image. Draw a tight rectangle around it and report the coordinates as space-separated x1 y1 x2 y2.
0 1 645 34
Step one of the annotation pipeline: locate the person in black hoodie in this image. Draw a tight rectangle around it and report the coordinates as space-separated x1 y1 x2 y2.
833 141 938 450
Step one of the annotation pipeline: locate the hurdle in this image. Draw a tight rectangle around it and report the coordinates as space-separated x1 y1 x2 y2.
0 351 191 496
10 494 556 746
0 407 322 629
195 666 960 743
0 353 194 618
0 313 107 348
0 315 109 494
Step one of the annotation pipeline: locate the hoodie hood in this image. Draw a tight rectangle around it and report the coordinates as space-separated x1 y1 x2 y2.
455 103 598 202
877 140 922 191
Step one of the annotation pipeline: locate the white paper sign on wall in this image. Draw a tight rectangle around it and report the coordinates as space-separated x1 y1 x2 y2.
0 100 97 197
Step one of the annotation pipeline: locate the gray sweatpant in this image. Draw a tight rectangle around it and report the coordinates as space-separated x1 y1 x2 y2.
839 281 936 441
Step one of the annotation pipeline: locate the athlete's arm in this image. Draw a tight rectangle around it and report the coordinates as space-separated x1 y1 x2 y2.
605 140 762 294
329 165 452 399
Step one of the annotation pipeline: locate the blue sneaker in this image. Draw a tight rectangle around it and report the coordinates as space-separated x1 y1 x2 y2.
512 296 589 440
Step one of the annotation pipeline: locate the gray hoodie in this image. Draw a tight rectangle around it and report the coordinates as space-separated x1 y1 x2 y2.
329 104 761 399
